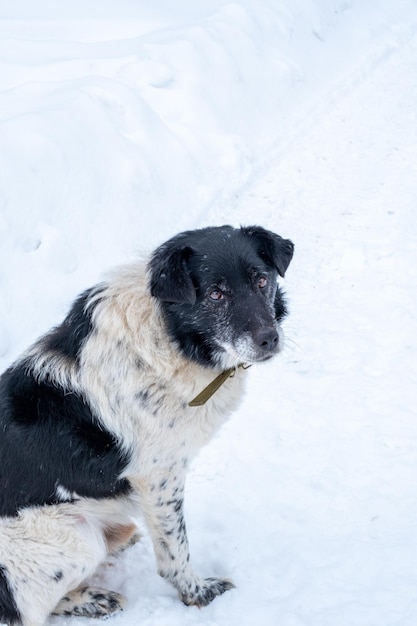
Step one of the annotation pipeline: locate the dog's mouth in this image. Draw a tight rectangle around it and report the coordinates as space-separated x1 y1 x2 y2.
254 351 277 363
247 347 281 365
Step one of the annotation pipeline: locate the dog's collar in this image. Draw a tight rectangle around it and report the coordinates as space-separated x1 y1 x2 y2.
188 364 250 407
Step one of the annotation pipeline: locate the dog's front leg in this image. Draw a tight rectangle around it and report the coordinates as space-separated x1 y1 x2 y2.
134 475 234 607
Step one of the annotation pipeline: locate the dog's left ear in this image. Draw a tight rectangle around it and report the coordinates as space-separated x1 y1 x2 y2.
149 244 196 304
242 225 294 277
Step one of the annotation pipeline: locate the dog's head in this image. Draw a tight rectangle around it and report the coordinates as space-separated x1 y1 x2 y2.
149 225 294 369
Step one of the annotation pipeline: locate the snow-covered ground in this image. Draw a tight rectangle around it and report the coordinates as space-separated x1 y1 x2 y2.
1 1 417 625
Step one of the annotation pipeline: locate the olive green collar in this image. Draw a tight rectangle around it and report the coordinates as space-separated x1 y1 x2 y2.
188 364 250 407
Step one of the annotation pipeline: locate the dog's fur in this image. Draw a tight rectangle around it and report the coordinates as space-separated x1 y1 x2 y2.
0 225 293 625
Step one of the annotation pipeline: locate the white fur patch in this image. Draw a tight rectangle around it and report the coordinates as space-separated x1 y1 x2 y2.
55 485 79 502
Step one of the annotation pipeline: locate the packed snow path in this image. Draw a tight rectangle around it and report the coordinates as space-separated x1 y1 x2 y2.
1 2 417 626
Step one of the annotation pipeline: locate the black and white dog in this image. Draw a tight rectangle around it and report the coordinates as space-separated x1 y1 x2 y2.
0 225 293 625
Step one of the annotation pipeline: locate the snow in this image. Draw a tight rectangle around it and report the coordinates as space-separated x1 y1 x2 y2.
1 1 417 625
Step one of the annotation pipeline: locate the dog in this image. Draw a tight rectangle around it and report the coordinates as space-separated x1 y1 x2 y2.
0 224 293 625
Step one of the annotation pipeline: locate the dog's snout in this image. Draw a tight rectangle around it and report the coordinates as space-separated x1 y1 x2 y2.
255 327 279 353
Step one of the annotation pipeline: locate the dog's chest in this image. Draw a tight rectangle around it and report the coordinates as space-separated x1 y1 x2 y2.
91 363 247 477
79 306 248 476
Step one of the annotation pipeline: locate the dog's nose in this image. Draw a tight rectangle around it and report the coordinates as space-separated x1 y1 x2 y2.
255 327 279 352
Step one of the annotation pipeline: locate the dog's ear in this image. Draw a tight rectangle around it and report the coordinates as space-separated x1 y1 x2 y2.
242 225 294 277
149 244 196 304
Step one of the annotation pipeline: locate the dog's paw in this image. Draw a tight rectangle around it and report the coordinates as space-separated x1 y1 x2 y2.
180 577 235 607
52 586 126 618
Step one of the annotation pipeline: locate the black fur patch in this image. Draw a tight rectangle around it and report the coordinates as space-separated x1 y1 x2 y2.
0 365 131 517
0 565 20 624
41 285 105 362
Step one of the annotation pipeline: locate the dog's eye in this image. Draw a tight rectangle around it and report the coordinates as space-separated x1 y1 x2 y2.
258 276 268 289
209 289 224 301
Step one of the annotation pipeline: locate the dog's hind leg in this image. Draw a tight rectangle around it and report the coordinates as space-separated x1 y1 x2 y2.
51 586 126 618
0 504 111 626
50 523 137 617
51 521 138 618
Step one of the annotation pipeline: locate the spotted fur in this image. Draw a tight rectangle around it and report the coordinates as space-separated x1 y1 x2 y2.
52 586 126 618
0 225 293 625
